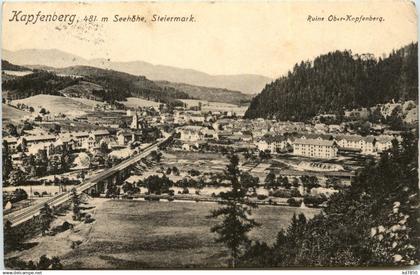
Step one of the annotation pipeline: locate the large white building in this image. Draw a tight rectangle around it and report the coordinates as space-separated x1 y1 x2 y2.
293 138 338 159
335 135 376 155
255 135 288 154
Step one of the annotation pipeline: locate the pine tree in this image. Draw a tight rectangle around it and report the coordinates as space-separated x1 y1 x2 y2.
4 220 20 252
208 154 260 267
39 203 54 235
71 188 81 221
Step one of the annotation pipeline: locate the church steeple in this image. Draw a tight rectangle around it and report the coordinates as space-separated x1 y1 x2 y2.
130 112 139 129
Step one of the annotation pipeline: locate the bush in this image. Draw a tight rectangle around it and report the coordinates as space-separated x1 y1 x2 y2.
257 194 268 200
3 189 29 204
303 195 327 207
85 216 95 223
290 188 302 197
270 189 291 198
188 169 201 177
287 198 302 207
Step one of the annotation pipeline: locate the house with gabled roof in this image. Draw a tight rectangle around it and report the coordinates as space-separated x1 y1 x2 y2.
255 134 288 154
292 138 338 159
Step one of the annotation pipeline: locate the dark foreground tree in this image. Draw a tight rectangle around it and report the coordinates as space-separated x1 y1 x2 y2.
70 188 82 221
39 203 54 235
208 154 260 267
4 220 21 252
6 255 63 270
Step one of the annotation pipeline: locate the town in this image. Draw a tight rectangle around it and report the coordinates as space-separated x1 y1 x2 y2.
3 93 416 212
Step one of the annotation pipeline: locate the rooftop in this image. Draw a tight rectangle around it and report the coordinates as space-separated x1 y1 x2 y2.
293 138 336 146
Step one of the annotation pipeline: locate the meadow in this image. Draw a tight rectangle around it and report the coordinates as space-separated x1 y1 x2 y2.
62 200 320 269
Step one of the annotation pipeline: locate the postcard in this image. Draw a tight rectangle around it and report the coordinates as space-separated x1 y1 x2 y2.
1 0 418 270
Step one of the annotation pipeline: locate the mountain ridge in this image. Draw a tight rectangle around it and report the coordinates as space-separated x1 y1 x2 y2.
2 62 252 106
2 48 272 94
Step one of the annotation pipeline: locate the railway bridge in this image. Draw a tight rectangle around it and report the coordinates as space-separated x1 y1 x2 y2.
4 136 173 227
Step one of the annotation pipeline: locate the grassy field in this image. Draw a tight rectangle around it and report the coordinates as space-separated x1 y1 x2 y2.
12 95 94 115
62 200 320 269
2 104 30 121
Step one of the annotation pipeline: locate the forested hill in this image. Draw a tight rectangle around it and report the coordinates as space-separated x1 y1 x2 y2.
2 65 192 106
2 60 31 71
245 42 418 121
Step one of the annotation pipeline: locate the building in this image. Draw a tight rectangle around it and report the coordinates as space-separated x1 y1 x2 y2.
20 134 57 146
181 141 206 151
255 135 288 154
178 126 206 142
63 130 111 148
3 137 18 153
117 130 142 146
293 138 338 159
130 112 140 129
335 135 376 155
375 135 395 153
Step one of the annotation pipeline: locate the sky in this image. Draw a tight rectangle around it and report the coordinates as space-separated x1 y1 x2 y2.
2 1 418 78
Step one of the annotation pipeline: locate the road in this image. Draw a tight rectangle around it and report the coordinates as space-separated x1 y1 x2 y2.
4 137 168 227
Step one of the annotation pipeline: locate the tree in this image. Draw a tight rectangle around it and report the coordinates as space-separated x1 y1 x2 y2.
22 154 37 177
12 188 28 202
105 182 118 198
208 154 260 267
70 188 81 221
150 150 162 163
300 175 319 194
51 124 61 134
326 177 340 188
39 108 47 115
172 166 180 176
264 172 276 189
8 169 26 186
99 141 110 155
39 203 54 235
47 154 62 174
143 175 173 194
4 220 21 252
240 172 259 193
2 140 13 181
291 177 300 188
36 255 62 269
5 123 18 137
280 176 291 189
